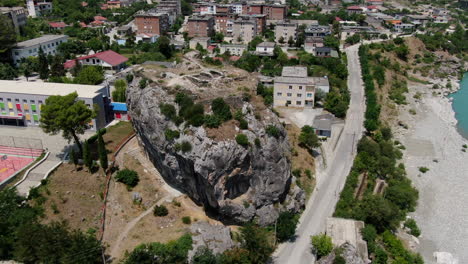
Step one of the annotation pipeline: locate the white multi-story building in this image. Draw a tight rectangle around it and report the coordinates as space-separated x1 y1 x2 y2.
273 66 330 108
11 35 68 65
275 21 297 43
219 44 247 56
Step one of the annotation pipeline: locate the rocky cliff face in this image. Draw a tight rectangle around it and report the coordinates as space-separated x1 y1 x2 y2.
127 84 305 225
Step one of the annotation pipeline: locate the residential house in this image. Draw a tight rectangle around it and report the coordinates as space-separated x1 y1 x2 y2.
135 33 159 43
346 6 363 15
232 17 257 43
135 10 170 36
254 42 275 56
0 80 110 130
406 15 431 27
64 50 128 72
304 37 324 53
315 47 339 57
219 44 246 56
0 7 27 33
107 1 121 9
189 37 211 50
275 21 297 43
187 16 215 38
312 114 336 137
158 0 181 16
274 66 315 108
393 23 414 33
11 35 68 66
48 21 68 30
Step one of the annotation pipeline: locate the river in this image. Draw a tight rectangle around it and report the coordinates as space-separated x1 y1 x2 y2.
449 73 468 139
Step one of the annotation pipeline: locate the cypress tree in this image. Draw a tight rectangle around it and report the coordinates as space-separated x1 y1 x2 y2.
38 47 49 80
83 140 92 172
97 132 108 171
70 149 78 168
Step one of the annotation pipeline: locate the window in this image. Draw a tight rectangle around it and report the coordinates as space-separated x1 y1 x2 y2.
277 92 282 96
30 100 35 103
287 93 292 97
23 99 27 102
15 99 19 102
299 86 303 90
289 85 292 89
297 94 302 97
296 101 302 105
307 93 313 98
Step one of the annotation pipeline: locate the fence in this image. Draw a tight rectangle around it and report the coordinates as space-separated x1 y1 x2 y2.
0 136 43 150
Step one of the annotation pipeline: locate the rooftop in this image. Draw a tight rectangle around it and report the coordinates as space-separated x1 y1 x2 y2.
282 66 308 78
274 76 314 84
0 80 105 98
257 42 276 47
188 15 213 21
76 50 128 66
313 113 336 130
15 35 68 49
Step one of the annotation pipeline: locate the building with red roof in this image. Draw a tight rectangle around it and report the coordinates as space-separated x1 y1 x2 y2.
94 15 108 21
64 50 128 72
48 22 68 29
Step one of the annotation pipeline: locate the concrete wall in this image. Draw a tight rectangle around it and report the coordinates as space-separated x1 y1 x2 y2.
273 82 315 107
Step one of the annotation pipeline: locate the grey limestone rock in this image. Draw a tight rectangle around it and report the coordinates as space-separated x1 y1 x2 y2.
127 84 305 225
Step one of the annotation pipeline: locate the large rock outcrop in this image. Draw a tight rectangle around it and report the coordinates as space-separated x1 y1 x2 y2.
127 84 305 225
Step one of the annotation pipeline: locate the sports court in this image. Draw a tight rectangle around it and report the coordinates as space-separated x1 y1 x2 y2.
0 137 43 185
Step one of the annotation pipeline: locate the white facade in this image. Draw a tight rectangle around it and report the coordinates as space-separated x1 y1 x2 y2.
35 2 53 16
200 5 216 15
11 35 68 65
255 42 275 56
219 44 247 56
230 4 243 14
275 22 297 43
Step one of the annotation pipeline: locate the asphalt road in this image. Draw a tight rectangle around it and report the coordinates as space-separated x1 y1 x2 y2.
273 44 366 264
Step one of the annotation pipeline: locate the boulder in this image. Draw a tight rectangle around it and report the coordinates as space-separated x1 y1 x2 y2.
187 221 234 261
127 84 305 224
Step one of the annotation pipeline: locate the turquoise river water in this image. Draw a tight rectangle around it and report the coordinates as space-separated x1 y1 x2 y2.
449 73 468 139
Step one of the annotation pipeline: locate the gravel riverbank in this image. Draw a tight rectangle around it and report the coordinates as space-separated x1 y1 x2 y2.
393 79 468 264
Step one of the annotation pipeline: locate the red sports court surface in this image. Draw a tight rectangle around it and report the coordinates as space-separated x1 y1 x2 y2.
0 146 43 185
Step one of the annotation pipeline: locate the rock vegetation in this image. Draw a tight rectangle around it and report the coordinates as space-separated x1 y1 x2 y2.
127 81 305 225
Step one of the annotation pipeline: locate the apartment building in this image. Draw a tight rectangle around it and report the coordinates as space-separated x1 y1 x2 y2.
187 16 215 37
135 11 170 36
11 35 68 66
34 1 53 16
0 7 27 33
242 3 287 20
275 21 297 43
240 14 266 34
0 80 110 130
232 17 257 43
158 0 181 16
219 44 247 56
214 13 237 36
274 67 315 108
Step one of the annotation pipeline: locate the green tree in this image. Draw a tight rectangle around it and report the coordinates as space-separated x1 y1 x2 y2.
192 247 218 264
40 92 96 155
240 223 274 263
69 148 78 168
38 47 49 80
82 140 92 171
311 233 333 259
288 36 295 47
116 169 139 187
299 125 321 149
98 132 108 171
211 98 232 121
276 212 299 242
0 62 17 80
112 79 127 102
324 36 339 50
0 14 16 55
49 55 65 78
156 36 173 59
218 248 250 264
74 66 104 85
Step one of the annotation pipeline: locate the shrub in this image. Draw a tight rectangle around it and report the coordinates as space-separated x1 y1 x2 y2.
154 205 168 216
211 98 232 121
299 125 321 149
236 134 249 147
265 125 280 138
276 212 299 242
160 103 177 121
234 110 243 121
115 169 139 187
404 219 421 237
311 234 333 259
139 78 148 89
204 114 221 128
165 129 180 140
334 255 346 264
181 216 191 224
418 167 429 173
175 141 192 153
292 168 302 177
254 138 261 147
305 169 312 179
239 118 248 129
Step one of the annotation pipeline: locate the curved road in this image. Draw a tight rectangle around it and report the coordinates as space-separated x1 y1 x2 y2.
273 44 366 264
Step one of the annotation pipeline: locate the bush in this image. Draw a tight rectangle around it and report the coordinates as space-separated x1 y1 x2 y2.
276 212 299 242
211 98 232 121
311 234 333 259
299 125 321 149
165 129 180 140
292 168 302 177
254 138 261 147
418 167 429 173
334 255 346 264
175 141 192 153
404 219 421 237
236 134 249 147
154 205 169 216
181 216 191 224
265 125 280 138
204 114 221 128
160 103 177 121
139 78 148 89
115 169 139 187
239 118 248 129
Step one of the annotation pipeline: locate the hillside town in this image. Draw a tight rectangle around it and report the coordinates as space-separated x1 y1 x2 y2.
0 0 467 263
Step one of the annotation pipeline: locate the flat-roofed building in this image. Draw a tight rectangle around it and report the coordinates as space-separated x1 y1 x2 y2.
275 20 297 43
254 42 275 56
219 43 247 56
135 10 170 36
0 81 110 130
232 17 257 43
0 7 27 33
189 37 211 50
11 35 68 66
274 66 315 108
187 16 215 37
